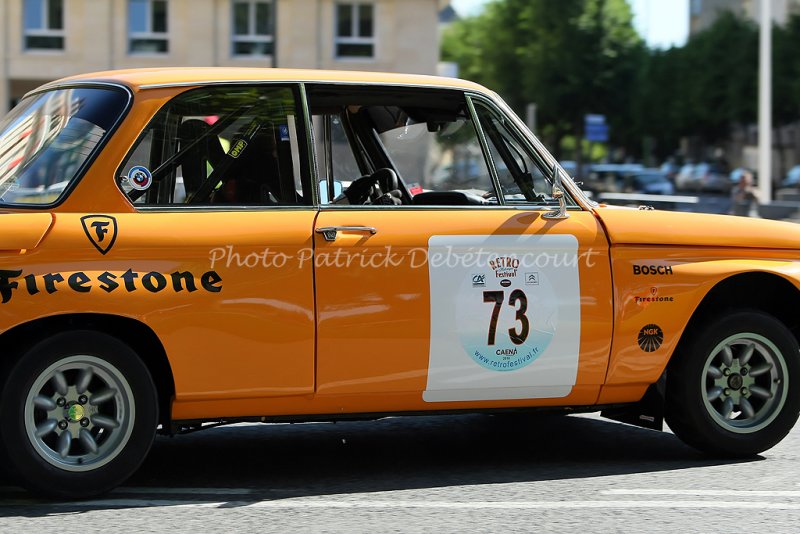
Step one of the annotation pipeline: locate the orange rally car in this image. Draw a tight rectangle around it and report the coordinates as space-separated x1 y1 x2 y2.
1 68 799 498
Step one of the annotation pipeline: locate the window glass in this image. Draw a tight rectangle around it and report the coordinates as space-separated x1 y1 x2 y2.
379 113 494 199
49 0 63 29
474 101 576 207
337 4 352 37
331 116 361 183
128 0 148 33
233 2 248 34
118 86 309 207
152 0 168 32
308 87 501 206
232 1 274 57
335 2 374 58
358 4 373 36
24 0 65 50
0 87 128 206
129 0 168 53
24 0 43 30
255 2 272 34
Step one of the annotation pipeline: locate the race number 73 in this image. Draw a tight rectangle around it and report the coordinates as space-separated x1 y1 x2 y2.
483 290 530 346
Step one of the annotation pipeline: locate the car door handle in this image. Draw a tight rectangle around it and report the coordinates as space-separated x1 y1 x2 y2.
316 226 378 242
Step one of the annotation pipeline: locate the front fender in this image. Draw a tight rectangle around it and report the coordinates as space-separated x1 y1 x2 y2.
597 246 800 404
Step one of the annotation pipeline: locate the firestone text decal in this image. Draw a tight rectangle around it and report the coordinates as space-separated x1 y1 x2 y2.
0 269 222 304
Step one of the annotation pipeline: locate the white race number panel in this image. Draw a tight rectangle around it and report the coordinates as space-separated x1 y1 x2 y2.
423 234 581 402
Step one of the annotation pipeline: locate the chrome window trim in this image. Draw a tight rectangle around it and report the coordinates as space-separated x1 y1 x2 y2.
136 79 487 92
134 205 319 213
298 83 320 206
322 114 334 200
24 80 132 100
317 203 580 212
465 95 504 206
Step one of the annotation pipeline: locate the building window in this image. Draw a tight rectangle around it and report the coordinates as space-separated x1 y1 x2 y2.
232 0 275 57
335 3 374 59
23 0 64 50
129 0 169 54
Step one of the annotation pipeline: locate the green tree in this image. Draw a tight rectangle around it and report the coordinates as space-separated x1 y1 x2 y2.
442 0 644 160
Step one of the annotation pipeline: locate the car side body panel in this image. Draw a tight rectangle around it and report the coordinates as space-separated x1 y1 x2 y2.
0 211 318 401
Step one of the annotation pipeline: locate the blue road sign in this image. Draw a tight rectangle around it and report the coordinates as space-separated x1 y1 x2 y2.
585 114 609 142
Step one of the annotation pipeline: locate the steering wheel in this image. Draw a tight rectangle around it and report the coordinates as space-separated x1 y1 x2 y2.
338 168 399 205
368 168 399 202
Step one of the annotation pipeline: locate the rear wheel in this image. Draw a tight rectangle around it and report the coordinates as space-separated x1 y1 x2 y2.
0 331 158 498
666 310 800 456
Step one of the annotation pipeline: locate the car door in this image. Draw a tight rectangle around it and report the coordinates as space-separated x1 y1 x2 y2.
309 85 613 410
111 84 318 409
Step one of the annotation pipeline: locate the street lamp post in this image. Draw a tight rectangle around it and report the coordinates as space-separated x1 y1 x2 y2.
758 0 772 205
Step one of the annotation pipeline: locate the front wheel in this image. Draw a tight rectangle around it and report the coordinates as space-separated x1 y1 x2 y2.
666 310 800 457
0 331 158 498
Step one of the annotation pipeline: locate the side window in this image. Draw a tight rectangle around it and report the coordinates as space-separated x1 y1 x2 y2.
118 85 310 206
474 101 575 207
377 112 496 201
306 86 499 207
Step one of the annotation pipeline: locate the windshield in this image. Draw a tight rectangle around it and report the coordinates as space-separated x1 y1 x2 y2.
0 86 128 205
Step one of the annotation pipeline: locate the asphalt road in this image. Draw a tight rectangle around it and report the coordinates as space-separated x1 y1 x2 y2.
2 412 800 532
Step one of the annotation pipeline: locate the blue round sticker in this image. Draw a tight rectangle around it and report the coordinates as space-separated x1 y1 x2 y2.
128 166 153 191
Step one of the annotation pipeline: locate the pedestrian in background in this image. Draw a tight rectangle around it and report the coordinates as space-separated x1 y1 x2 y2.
731 170 757 216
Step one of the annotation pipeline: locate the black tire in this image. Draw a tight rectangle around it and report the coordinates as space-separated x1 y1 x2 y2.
0 330 158 498
666 310 800 457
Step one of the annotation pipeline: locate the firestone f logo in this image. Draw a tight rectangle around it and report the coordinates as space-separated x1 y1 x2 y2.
80 215 118 255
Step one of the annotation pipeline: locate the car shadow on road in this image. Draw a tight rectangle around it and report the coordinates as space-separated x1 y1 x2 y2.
0 412 761 514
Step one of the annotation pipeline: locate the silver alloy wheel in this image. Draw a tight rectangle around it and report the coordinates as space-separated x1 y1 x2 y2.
701 333 788 434
23 355 136 472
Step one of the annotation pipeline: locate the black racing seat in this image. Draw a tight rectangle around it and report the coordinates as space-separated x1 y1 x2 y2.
178 119 226 199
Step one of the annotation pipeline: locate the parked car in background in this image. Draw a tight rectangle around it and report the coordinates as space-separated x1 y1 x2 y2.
582 163 644 195
622 170 675 195
659 159 679 182
676 162 730 193
783 165 800 188
1 68 800 500
675 163 698 191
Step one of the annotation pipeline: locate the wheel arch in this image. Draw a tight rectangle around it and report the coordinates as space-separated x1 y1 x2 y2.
0 313 175 429
678 271 800 350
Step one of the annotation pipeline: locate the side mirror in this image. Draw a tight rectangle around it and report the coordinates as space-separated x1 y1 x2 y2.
543 162 569 220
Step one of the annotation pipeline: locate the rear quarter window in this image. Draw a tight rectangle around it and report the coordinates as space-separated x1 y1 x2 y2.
0 87 129 206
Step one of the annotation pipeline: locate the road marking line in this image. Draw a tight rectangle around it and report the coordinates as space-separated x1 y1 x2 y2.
605 489 800 498
24 500 800 511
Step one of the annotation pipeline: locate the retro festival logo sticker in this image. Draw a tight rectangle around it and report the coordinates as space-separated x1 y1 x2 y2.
456 256 557 372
